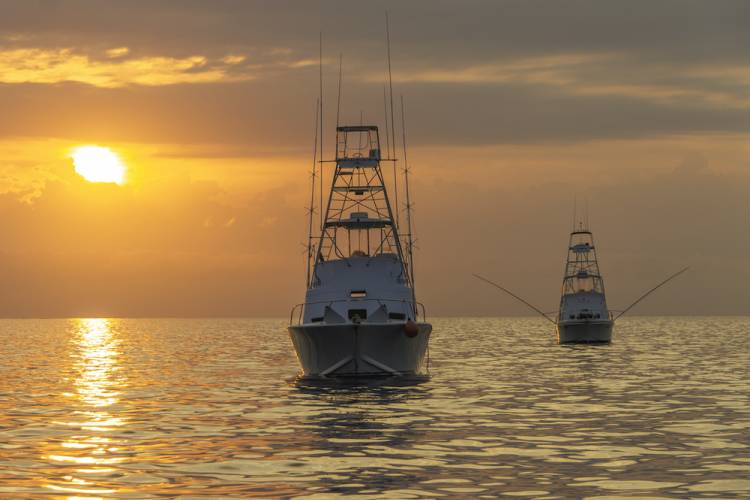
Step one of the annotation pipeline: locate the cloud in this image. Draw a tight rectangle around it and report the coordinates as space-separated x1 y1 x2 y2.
381 53 612 85
105 46 129 58
0 2 748 146
0 47 253 87
377 52 750 109
221 54 246 65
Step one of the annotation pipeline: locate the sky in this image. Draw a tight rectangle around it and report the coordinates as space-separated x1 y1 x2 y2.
0 0 748 317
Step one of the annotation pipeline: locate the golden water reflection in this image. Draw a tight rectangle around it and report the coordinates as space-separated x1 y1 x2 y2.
44 319 127 497
0 317 741 497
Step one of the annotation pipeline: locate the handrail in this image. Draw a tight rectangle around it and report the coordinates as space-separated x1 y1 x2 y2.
289 297 427 326
557 310 614 321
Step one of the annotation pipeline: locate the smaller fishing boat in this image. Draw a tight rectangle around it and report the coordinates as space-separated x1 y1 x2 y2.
556 224 613 343
474 213 688 345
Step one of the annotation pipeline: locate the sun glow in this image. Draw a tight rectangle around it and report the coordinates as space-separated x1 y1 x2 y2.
72 146 126 184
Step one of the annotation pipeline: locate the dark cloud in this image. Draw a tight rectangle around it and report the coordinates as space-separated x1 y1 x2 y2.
3 1 749 63
1 1 749 147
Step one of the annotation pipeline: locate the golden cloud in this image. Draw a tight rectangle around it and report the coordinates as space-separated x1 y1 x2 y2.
105 46 130 58
221 54 246 65
381 53 613 85
0 48 254 87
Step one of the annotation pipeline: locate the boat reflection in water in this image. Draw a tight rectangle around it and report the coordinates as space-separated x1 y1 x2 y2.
44 318 127 497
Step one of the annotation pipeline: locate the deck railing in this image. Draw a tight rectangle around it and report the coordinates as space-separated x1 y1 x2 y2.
289 298 426 326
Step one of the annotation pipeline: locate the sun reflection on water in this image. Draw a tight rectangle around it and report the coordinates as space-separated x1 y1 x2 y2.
0 317 741 497
44 318 128 497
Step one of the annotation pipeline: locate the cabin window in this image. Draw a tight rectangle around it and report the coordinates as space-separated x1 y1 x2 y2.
311 316 323 323
350 290 367 298
348 309 367 321
388 312 406 320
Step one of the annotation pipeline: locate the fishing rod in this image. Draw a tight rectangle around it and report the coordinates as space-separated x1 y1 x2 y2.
614 267 689 320
473 274 557 324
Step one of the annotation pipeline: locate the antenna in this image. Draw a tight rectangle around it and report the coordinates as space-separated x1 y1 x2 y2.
400 95 416 313
572 196 577 232
335 53 343 129
319 33 324 231
584 198 589 230
473 274 557 324
383 85 391 161
614 267 690 320
306 99 320 287
385 11 399 228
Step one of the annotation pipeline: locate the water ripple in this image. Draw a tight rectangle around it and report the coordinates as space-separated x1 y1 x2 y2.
0 317 748 497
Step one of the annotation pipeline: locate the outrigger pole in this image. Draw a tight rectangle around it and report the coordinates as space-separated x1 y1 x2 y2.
614 267 689 320
401 95 416 312
473 274 557 324
319 32 324 232
306 98 320 287
385 10 399 228
474 267 689 324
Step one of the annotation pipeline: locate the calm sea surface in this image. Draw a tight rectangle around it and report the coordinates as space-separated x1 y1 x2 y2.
0 317 749 498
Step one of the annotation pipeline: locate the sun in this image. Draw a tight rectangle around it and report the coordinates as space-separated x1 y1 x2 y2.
71 146 127 184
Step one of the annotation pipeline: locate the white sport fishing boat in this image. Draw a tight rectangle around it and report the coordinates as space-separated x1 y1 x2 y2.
474 213 688 345
289 125 431 377
556 225 613 343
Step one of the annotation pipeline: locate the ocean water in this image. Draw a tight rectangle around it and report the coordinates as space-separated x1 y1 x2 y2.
0 317 748 499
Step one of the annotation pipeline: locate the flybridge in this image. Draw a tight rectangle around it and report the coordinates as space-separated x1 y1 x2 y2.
562 229 606 297
315 125 408 271
335 126 385 167
571 242 594 253
325 212 393 229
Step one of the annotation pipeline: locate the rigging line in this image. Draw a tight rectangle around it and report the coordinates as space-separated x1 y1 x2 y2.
306 98 320 287
614 267 690 321
385 10 400 228
473 274 557 324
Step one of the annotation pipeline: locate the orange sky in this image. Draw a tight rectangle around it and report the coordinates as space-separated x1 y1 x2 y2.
0 1 748 317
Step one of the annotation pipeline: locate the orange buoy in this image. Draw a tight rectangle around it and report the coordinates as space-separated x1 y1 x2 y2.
404 320 419 337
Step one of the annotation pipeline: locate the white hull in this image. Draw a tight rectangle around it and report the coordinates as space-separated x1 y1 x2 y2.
557 320 613 344
288 322 431 377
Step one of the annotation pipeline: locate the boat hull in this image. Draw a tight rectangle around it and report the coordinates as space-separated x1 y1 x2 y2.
557 320 613 344
288 322 432 377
